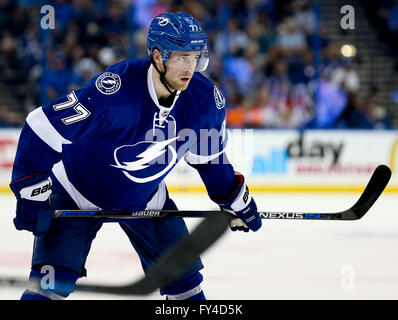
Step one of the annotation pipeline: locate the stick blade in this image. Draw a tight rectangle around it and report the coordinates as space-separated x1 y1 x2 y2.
342 165 391 220
74 212 231 295
0 213 231 295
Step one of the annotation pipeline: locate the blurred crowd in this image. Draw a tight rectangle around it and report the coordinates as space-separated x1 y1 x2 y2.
375 0 398 42
0 0 393 129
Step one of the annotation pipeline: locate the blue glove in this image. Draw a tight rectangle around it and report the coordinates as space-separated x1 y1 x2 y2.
213 172 262 232
9 174 53 236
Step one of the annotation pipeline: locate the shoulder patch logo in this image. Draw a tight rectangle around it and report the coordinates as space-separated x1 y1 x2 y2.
213 85 225 109
95 72 121 95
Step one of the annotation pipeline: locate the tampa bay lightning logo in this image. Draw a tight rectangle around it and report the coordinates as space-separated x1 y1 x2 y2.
156 17 170 26
213 85 225 109
111 137 179 183
95 72 121 95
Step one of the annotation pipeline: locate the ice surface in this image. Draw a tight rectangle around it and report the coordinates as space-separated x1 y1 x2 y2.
0 191 397 300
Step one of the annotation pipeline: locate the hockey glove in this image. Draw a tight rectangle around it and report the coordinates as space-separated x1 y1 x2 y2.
9 174 53 236
213 172 262 232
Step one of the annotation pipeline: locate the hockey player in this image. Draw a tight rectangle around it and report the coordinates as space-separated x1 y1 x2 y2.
9 12 262 300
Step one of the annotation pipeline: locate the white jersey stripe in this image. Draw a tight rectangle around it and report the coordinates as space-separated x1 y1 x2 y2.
25 288 65 300
184 148 226 165
145 180 167 210
166 285 202 300
26 107 72 153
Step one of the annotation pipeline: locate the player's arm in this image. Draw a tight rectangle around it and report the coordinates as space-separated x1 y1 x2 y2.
187 155 261 232
184 88 261 232
10 80 108 235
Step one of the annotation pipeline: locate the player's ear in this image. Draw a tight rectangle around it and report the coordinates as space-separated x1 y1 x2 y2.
152 49 164 72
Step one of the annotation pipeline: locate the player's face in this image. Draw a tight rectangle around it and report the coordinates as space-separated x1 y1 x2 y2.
165 51 200 91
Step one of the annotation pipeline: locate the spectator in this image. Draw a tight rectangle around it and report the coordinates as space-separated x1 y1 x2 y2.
41 51 84 103
15 18 41 74
333 92 374 129
226 102 246 128
101 0 128 38
72 0 103 47
224 48 256 97
386 2 398 38
293 0 316 35
256 13 276 56
304 78 347 129
52 0 76 33
97 47 117 70
74 57 100 84
261 59 291 126
363 93 393 129
132 0 159 29
275 17 308 58
255 86 280 128
329 58 360 93
0 32 23 86
0 105 25 127
0 0 395 129
214 18 249 57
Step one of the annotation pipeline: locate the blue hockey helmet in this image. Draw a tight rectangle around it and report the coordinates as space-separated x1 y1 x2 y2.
147 12 209 72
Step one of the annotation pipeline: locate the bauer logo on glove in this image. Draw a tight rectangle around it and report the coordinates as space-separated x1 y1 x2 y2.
20 178 52 201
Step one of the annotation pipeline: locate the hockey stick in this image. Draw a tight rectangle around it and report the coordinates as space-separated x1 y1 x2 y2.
54 164 391 222
0 211 231 295
0 165 390 295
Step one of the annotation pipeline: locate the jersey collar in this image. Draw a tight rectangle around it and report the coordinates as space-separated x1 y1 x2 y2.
147 64 181 119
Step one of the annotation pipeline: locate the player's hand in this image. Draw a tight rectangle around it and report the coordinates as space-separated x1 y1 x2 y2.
9 174 53 236
224 197 261 232
215 172 262 232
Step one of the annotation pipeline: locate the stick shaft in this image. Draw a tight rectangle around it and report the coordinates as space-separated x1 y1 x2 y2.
54 209 339 220
54 164 392 222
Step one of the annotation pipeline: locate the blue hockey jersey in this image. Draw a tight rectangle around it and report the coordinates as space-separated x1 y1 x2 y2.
12 59 235 211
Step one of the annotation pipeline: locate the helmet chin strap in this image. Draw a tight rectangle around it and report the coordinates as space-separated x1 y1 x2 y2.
151 57 183 96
